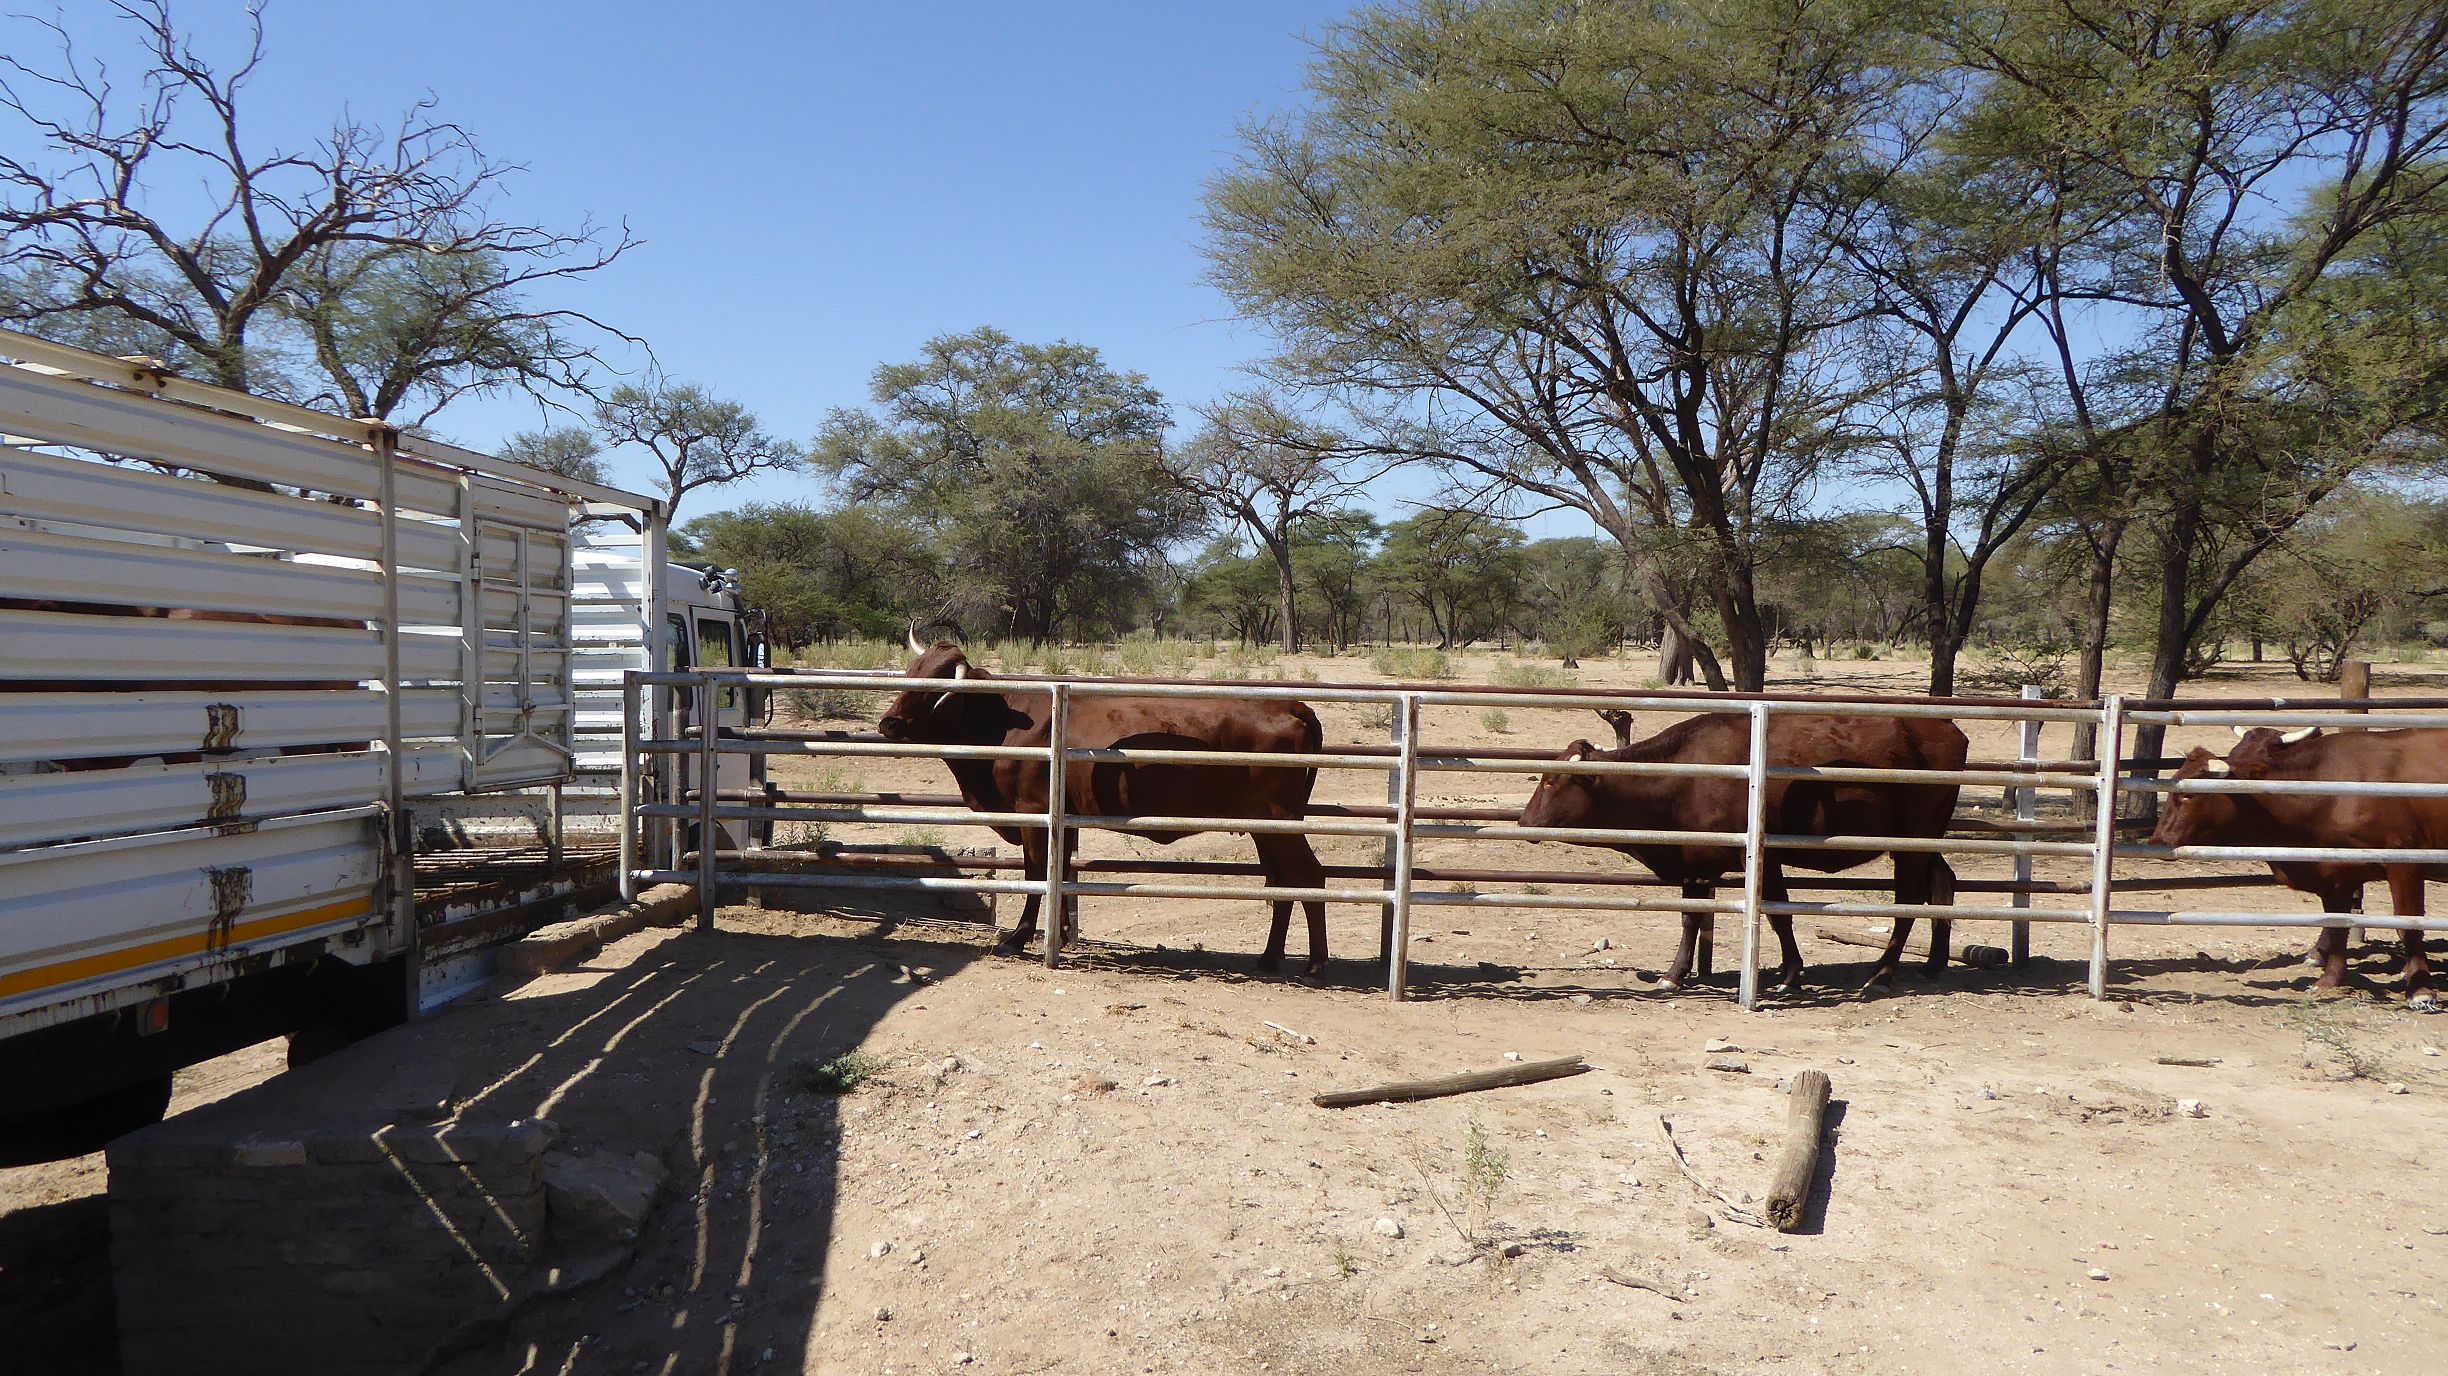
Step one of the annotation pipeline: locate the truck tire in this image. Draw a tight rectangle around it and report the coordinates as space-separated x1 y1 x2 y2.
0 1071 174 1166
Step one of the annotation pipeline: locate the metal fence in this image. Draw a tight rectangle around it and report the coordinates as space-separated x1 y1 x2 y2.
620 667 2448 1008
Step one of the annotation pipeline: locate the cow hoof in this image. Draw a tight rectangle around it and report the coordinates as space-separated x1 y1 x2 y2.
1255 953 1283 974
1653 976 1682 994
1776 973 1806 994
2308 983 2359 1001
2409 990 2440 1012
1304 961 1329 980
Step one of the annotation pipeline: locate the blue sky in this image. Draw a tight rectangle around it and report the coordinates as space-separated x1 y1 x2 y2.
45 1 1377 518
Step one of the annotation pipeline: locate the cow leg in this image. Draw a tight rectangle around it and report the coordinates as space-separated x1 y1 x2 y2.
1923 859 1956 977
1861 853 1939 997
1003 836 1046 953
1253 834 1330 977
2305 882 2359 994
2386 867 2436 1011
1763 864 1804 992
1659 881 1709 992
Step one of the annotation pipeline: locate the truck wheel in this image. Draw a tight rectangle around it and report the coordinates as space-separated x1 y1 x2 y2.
0 1072 175 1165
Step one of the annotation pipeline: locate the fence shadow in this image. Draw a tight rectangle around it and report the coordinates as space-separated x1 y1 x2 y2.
411 925 963 1375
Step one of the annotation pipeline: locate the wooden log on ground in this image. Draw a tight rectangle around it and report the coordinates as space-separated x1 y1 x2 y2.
1764 1069 1832 1233
1312 1055 1589 1108
1813 927 2007 968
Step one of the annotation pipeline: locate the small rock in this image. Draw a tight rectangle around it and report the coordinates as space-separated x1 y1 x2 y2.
2420 1045 2440 1057
686 1039 722 1057
952 1353 973 1366
1979 1087 2000 1101
1374 1217 1404 1238
1592 937 1612 952
1500 1241 1527 1258
1618 1173 1641 1187
876 1307 892 1322
1417 1328 1440 1344
2386 1082 2410 1095
1264 1266 1285 1278
1703 1057 1751 1074
2177 1098 2207 1118
1687 1209 1715 1231
1072 1075 1117 1094
869 1240 894 1260
1145 1074 1173 1087
1502 1052 1522 1062
2087 1268 2110 1281
1569 993 1593 1005
965 1129 982 1140
1703 1038 1737 1053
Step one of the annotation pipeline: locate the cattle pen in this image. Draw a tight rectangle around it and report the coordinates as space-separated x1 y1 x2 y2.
621 665 2448 1008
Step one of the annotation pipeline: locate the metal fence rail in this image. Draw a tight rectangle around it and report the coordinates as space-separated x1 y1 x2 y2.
621 667 2448 1007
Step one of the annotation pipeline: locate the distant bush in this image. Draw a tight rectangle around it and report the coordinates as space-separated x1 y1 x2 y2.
1491 661 1576 690
1372 647 1455 680
1481 708 1512 734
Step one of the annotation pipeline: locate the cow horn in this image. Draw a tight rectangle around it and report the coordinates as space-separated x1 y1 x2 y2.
906 621 926 655
2203 757 2232 776
2231 726 2251 739
2279 726 2321 745
931 661 968 712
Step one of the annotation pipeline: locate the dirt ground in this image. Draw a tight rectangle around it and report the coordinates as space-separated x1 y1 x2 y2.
7 649 2446 1375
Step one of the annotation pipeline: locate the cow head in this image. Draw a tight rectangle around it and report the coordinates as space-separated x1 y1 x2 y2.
1520 739 1605 830
878 636 980 742
2151 726 2320 847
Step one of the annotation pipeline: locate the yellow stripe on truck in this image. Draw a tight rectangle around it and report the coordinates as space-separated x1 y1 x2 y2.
0 895 376 1001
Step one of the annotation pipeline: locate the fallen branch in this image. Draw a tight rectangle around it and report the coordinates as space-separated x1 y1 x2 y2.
2154 1055 2222 1068
1814 927 2006 968
1655 1113 1765 1227
1314 1055 1589 1109
1764 1069 1832 1232
1263 1019 1315 1045
1599 1266 1689 1302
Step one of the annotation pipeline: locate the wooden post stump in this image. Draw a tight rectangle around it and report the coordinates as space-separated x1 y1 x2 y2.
1764 1069 1832 1232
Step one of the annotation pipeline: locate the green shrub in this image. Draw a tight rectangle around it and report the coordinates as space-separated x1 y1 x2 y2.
1491 661 1575 690
790 1051 885 1095
1481 708 1511 734
1372 647 1455 680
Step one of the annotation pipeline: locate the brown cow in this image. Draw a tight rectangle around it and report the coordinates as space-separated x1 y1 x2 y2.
877 639 1333 975
1519 712 1968 996
2151 726 2446 1009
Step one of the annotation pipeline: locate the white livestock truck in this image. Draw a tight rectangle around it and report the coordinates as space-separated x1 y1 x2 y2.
0 327 766 1156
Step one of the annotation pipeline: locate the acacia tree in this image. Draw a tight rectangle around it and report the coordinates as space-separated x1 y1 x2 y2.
0 1 632 406
594 378 805 517
813 327 1195 642
1948 0 2448 744
1164 393 1391 651
1376 509 1524 649
500 427 608 485
1205 0 1904 690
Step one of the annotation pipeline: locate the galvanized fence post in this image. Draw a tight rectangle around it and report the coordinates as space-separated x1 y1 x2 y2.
697 676 719 930
1386 693 1421 1001
1738 701 1771 1011
2087 695 2125 998
618 672 640 901
2014 684 2042 966
1378 694 1406 966
1043 683 1071 969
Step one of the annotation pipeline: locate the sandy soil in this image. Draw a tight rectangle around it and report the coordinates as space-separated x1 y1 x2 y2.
8 649 2445 1375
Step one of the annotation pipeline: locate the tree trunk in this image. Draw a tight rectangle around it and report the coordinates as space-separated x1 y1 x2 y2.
1266 533 1299 654
2068 517 2126 773
1714 569 1769 693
